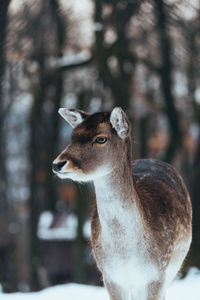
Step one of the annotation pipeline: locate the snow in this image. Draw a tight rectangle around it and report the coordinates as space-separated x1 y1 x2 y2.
0 284 107 300
1 268 200 300
38 213 78 240
55 51 91 69
37 211 91 241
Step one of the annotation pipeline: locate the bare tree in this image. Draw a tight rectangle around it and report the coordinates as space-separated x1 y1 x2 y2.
0 0 14 292
0 0 11 209
93 0 141 110
26 0 67 289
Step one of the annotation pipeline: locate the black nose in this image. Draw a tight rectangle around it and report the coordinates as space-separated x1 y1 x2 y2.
52 161 67 172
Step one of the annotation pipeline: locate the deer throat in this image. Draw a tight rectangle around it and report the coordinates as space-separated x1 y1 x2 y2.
94 168 139 227
93 169 158 288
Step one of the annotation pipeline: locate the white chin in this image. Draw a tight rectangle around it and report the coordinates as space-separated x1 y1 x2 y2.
55 172 88 182
54 165 112 182
56 172 71 179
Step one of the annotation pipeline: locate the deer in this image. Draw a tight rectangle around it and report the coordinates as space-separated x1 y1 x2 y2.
52 107 192 300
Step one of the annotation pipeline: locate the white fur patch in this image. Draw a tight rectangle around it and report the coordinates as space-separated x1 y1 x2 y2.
93 175 158 297
164 238 192 289
54 164 111 183
105 256 157 294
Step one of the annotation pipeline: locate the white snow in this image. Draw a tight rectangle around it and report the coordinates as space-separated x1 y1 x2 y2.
37 212 78 241
166 268 200 300
55 51 91 69
0 268 200 300
0 284 107 300
37 211 91 241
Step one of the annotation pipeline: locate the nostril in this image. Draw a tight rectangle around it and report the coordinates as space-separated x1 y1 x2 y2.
53 160 67 172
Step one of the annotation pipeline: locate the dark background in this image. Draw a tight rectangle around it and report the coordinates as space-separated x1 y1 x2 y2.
0 0 199 293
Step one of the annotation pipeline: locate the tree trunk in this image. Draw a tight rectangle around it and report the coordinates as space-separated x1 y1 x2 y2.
93 0 139 111
0 0 11 209
74 184 88 283
0 0 12 292
29 55 47 290
154 0 182 163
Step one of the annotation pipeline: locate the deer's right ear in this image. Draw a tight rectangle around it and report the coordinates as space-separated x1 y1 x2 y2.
110 107 130 139
58 108 89 128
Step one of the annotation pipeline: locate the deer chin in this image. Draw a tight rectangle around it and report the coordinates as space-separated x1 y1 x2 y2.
78 164 112 182
55 164 112 183
53 169 89 182
53 170 83 181
55 171 74 179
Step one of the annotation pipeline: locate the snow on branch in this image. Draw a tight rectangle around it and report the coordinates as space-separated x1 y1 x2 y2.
54 50 92 71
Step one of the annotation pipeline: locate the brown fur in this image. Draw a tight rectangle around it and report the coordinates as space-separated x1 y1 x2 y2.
53 109 192 300
90 158 192 274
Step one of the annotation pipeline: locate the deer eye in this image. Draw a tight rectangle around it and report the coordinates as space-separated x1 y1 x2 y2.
95 137 108 144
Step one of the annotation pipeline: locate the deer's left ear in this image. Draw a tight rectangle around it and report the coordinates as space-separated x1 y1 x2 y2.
110 107 130 139
58 108 90 128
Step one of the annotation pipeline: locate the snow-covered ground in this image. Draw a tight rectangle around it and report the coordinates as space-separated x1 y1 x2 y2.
1 268 200 300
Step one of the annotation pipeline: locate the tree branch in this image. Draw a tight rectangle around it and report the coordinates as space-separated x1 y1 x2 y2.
54 50 93 72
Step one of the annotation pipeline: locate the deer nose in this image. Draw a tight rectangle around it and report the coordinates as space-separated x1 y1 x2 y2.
52 160 67 172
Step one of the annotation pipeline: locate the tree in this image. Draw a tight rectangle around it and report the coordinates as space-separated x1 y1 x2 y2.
0 0 11 210
0 0 15 292
153 0 182 162
25 0 66 289
93 0 141 111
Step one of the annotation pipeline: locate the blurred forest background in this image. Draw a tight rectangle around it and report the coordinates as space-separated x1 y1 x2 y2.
0 0 200 293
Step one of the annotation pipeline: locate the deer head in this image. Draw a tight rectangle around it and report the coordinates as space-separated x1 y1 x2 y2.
52 107 131 182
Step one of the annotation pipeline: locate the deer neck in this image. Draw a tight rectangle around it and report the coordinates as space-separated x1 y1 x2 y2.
93 160 143 237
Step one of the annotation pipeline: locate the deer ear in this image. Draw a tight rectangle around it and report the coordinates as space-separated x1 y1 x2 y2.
58 108 89 128
110 107 130 139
